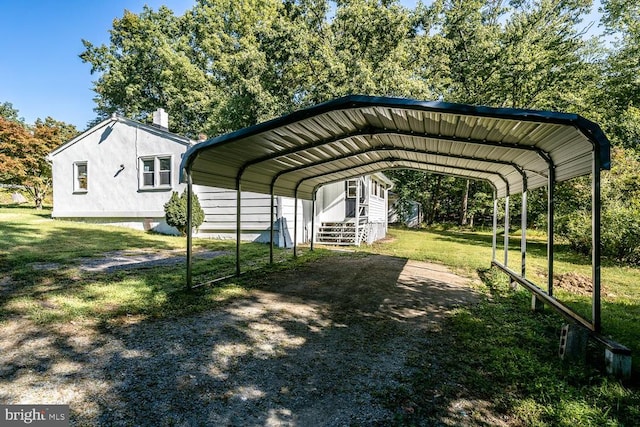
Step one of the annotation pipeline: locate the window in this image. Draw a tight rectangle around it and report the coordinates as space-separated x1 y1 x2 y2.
139 156 172 189
346 180 357 198
74 161 88 192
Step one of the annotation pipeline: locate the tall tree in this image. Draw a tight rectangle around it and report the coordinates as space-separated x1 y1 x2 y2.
599 0 640 148
0 116 78 209
0 101 24 123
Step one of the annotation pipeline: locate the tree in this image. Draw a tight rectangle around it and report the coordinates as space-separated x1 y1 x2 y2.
164 189 205 236
0 101 24 123
0 115 78 209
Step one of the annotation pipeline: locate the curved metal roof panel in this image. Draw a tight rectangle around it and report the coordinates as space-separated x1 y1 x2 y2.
181 95 610 199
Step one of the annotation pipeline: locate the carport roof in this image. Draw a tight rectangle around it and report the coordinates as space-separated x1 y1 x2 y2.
181 95 610 199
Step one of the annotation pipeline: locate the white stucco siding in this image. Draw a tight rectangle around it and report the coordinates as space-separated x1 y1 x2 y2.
51 120 188 218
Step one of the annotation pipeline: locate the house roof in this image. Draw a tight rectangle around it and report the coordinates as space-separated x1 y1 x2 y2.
48 115 193 159
179 95 610 200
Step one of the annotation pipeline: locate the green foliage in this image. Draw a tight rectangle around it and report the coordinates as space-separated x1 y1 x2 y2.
164 189 205 236
0 101 24 123
0 110 78 209
81 0 640 263
562 148 640 264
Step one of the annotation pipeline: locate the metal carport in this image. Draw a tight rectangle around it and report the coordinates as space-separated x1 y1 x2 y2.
180 95 611 336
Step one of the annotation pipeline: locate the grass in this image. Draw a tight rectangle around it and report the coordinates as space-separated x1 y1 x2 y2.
362 226 640 372
0 206 301 325
362 226 640 426
2 207 639 425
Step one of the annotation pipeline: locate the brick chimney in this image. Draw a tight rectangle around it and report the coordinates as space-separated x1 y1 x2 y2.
152 108 169 131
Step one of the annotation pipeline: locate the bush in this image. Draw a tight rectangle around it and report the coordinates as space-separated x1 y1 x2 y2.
565 200 640 264
164 189 205 236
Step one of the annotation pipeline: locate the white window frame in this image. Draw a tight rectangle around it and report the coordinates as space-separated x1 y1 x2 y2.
73 161 88 193
139 155 173 190
346 180 357 198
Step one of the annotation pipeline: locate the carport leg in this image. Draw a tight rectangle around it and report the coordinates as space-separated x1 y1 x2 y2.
504 194 509 267
492 193 497 262
270 190 274 264
521 184 527 278
186 169 193 290
592 151 602 332
311 191 316 251
293 194 298 258
236 182 241 276
514 182 527 291
548 166 555 297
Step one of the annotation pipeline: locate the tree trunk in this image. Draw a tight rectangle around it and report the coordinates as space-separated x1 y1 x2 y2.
427 176 443 225
461 179 470 225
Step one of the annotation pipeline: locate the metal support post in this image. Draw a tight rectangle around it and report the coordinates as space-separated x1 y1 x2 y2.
521 180 528 278
236 181 241 277
269 190 275 264
592 150 602 332
504 194 510 267
548 166 555 297
311 191 316 251
355 179 360 246
492 192 497 262
293 193 298 258
186 169 193 289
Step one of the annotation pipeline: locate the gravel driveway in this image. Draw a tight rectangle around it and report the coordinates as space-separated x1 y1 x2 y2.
1 254 485 426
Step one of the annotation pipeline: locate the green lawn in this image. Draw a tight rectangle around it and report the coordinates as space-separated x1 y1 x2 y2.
0 207 294 324
362 226 640 371
1 208 638 425
360 226 640 425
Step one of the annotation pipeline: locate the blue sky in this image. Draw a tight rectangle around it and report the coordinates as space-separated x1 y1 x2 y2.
0 1 604 131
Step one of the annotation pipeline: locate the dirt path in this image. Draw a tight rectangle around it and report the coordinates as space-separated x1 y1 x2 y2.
1 254 497 426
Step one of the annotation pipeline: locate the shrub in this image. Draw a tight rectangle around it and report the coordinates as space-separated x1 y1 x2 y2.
164 189 205 236
565 200 640 265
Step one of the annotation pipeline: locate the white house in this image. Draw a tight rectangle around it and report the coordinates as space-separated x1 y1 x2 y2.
48 109 393 246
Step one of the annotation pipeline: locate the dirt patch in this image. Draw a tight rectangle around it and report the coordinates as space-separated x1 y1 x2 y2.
29 249 228 273
538 271 612 297
0 254 502 426
554 272 593 296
